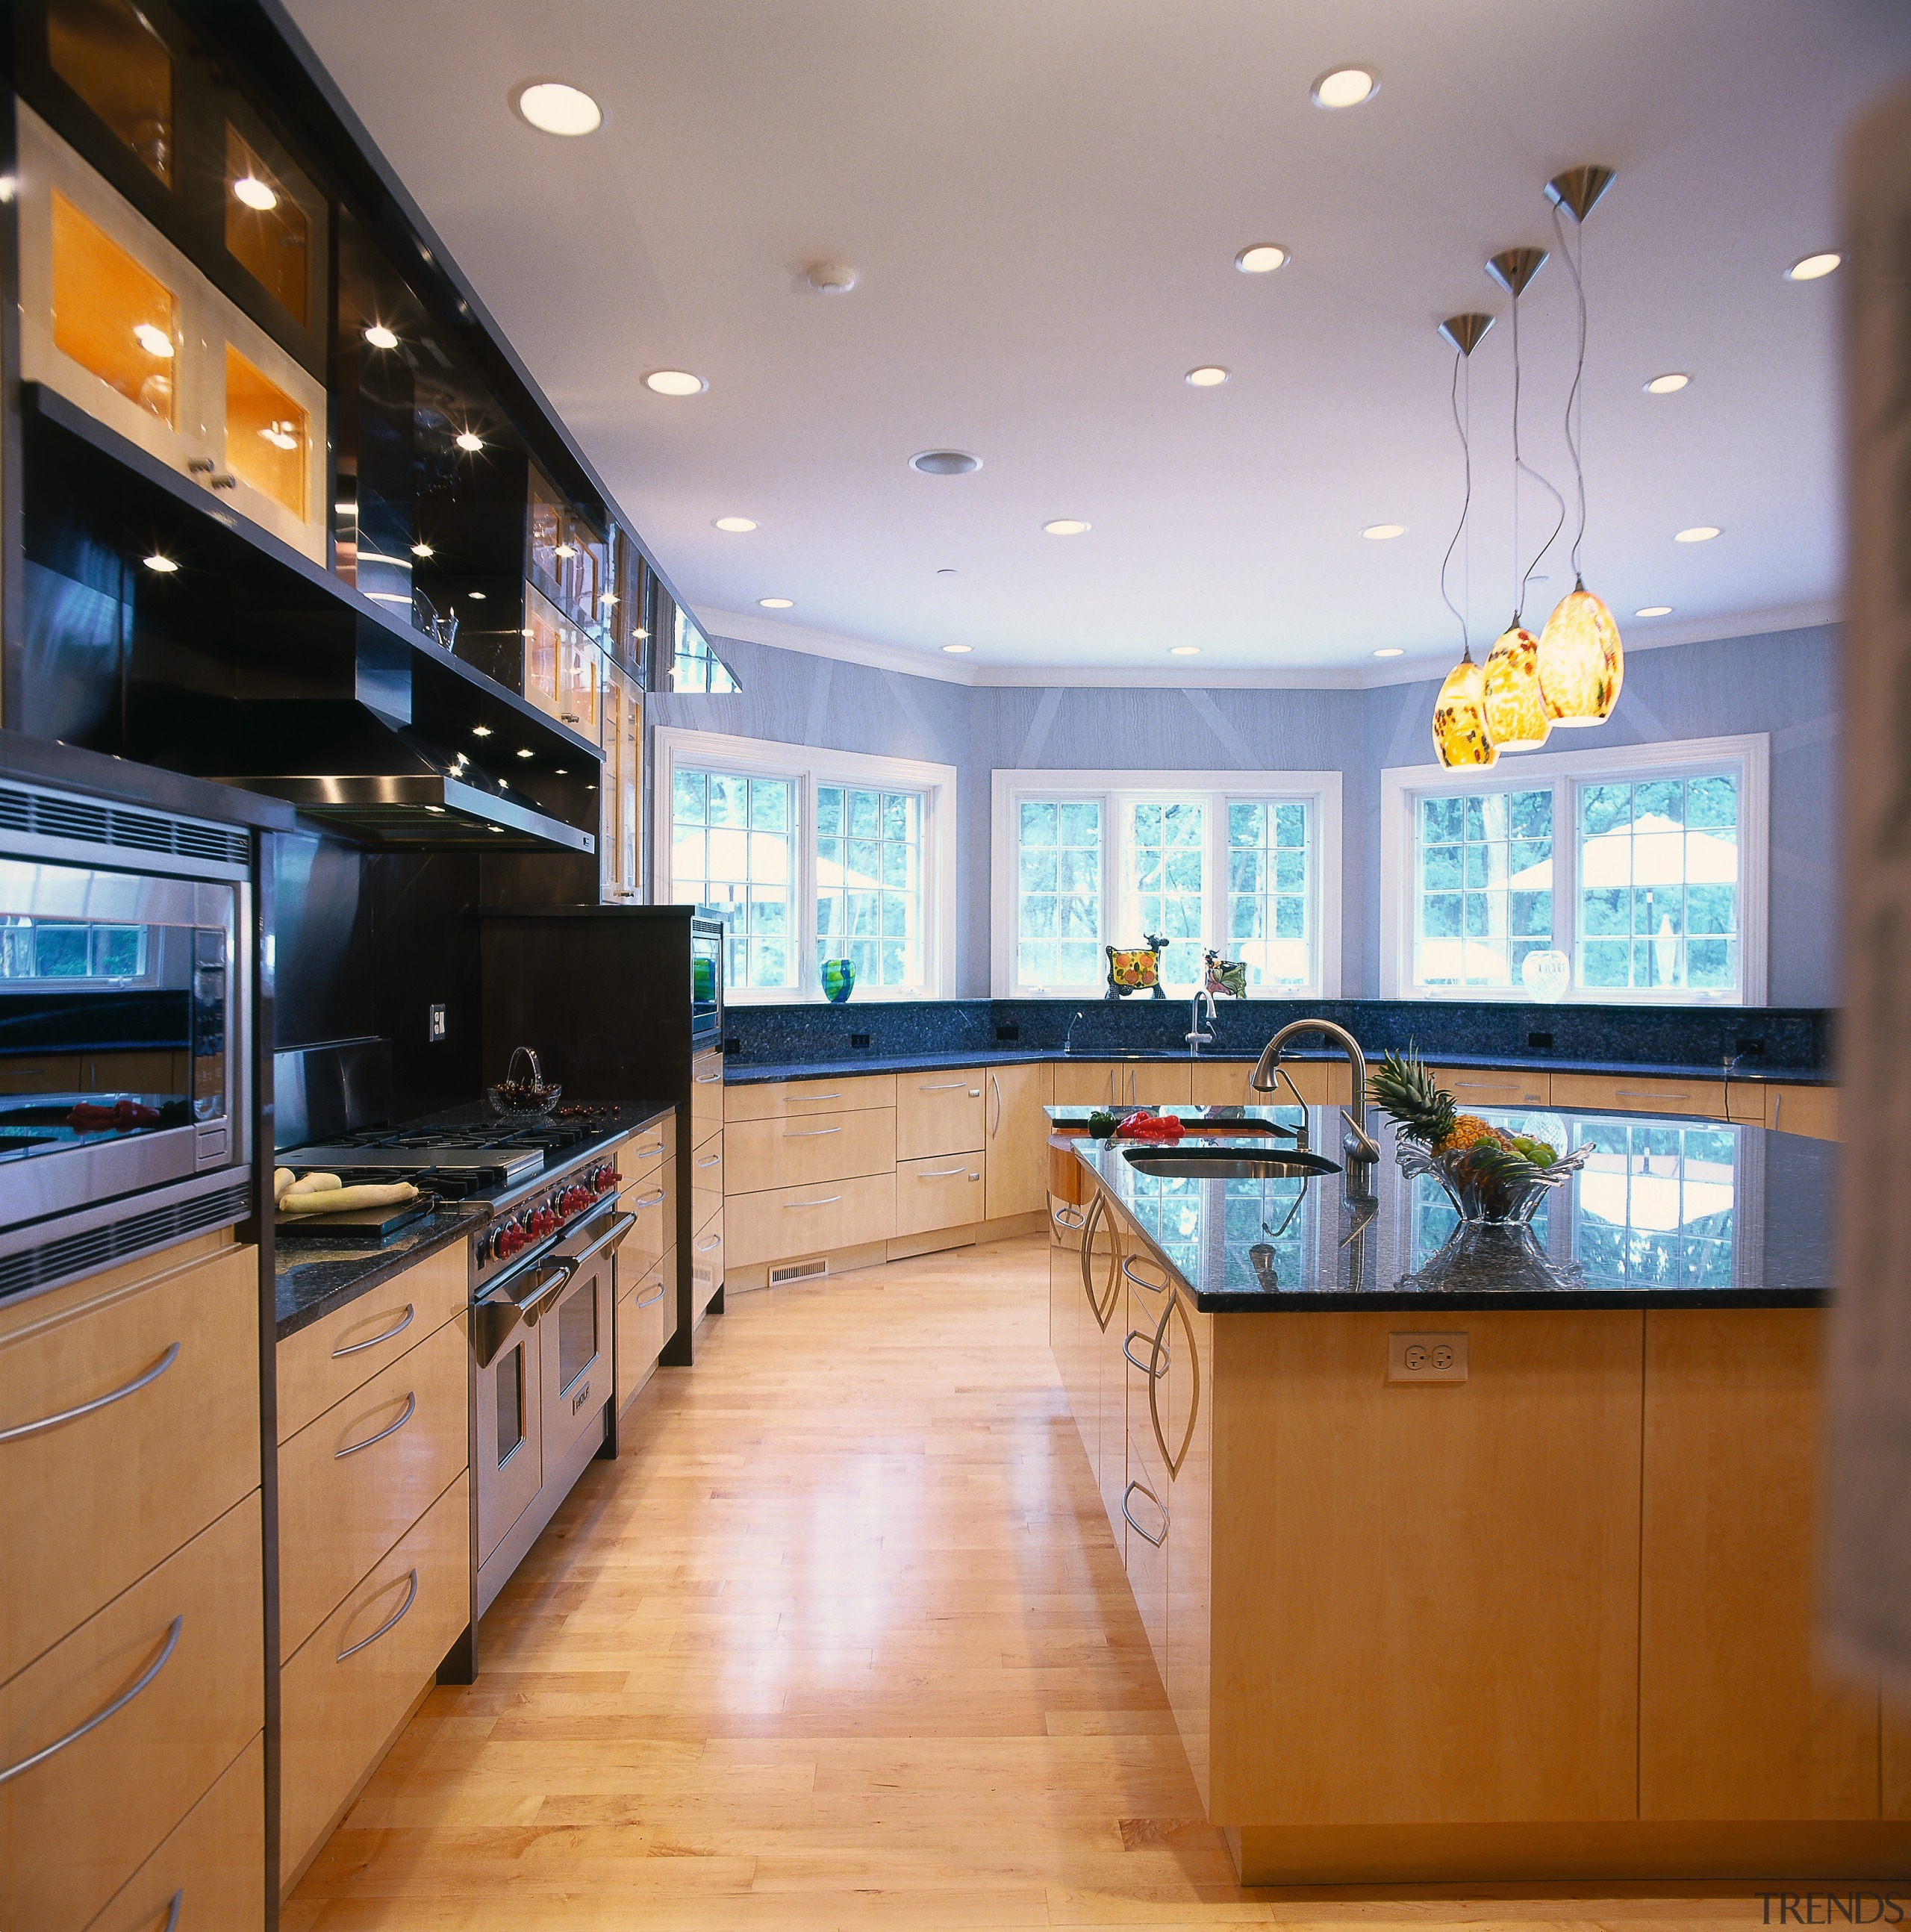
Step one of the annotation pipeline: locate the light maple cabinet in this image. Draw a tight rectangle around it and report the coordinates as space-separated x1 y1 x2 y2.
896 1071 985 1160
1053 1059 1195 1108
1427 1065 1547 1107
894 1151 985 1236
984 1062 1054 1219
1188 1059 1352 1107
1766 1083 1839 1140
1550 1071 1727 1118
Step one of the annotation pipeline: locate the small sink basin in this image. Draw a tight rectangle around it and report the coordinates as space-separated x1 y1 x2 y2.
1121 1144 1341 1181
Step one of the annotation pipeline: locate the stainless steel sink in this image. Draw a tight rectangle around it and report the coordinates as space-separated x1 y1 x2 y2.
1121 1144 1341 1180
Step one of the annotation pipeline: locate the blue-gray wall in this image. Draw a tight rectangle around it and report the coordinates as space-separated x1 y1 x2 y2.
650 621 1839 1006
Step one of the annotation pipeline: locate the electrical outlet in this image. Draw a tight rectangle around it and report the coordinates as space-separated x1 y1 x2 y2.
428 1003 447 1043
1388 1331 1468 1383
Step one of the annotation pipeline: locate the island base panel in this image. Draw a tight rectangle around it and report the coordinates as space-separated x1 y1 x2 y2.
1226 1821 1911 1885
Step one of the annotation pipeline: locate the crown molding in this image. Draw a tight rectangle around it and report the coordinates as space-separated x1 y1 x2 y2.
695 598 1842 695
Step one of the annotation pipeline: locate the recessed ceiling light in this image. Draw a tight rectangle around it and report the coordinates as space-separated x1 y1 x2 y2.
232 174 278 211
467 590 487 599
1645 373 1690 394
424 805 445 814
600 592 618 605
364 323 399 350
1185 365 1230 387
554 543 577 559
512 81 604 137
517 748 534 759
1168 645 1201 656
1043 519 1091 536
1312 66 1378 109
143 552 178 573
555 767 568 775
1362 523 1407 540
132 322 173 358
1235 243 1290 273
411 541 434 558
455 430 484 452
645 370 707 396
714 517 757 533
910 449 981 476
1786 252 1841 282
803 261 857 294
758 596 794 609
259 421 299 450
941 644 973 654
634 628 649 640
472 726 493 738
1373 647 1404 658
1674 526 1721 543
1635 605 1674 617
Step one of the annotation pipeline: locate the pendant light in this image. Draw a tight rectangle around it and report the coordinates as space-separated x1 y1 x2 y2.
1478 246 1558 753
1536 165 1623 726
1430 313 1497 769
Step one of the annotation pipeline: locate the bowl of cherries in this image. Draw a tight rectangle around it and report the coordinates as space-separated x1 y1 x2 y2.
488 1045 562 1127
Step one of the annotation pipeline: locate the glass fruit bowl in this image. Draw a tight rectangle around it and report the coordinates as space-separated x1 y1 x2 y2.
1395 1135 1594 1225
488 1045 561 1127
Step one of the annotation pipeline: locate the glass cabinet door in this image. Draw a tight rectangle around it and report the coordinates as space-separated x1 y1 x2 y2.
46 0 175 185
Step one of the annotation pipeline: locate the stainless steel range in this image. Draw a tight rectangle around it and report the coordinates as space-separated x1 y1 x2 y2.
277 1103 641 1624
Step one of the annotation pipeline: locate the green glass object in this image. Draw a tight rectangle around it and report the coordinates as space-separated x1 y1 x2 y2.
821 958 856 1003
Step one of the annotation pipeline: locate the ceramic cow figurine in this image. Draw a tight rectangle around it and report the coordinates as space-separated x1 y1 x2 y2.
1105 934 1169 1000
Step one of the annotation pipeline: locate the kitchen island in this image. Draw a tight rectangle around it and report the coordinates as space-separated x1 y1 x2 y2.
1051 1103 1907 1883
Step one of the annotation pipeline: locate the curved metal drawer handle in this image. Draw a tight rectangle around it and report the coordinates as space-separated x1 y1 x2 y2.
696 1234 722 1253
1123 1329 1168 1379
635 1279 667 1309
1121 1480 1167 1548
162 1890 183 1932
783 1195 841 1209
917 1081 969 1091
1147 1292 1203 1480
696 1073 723 1085
336 1389 417 1459
336 1569 419 1663
1052 1203 1085 1229
1121 1254 1168 1294
0 1615 182 1785
916 1166 976 1180
628 1189 667 1210
628 1141 664 1159
0 1342 181 1444
331 1306 414 1360
783 1126 841 1138
694 1153 723 1168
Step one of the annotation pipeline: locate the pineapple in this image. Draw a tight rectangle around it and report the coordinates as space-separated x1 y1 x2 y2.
1367 1045 1512 1155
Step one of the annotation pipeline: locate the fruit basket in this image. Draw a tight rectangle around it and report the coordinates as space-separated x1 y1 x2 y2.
1370 1046 1593 1226
488 1045 561 1127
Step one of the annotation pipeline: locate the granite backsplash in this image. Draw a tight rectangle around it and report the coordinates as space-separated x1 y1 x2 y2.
721 997 1833 1076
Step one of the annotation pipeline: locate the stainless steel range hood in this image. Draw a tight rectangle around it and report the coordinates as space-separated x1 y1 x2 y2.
171 699 595 853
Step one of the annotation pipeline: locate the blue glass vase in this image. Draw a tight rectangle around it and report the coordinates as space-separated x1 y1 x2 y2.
821 959 856 1003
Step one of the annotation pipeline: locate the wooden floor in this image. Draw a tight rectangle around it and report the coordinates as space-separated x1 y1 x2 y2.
287 1233 1753 1929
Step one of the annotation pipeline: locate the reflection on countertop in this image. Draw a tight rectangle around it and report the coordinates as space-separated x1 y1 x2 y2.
275 1206 484 1341
1078 1104 1833 1311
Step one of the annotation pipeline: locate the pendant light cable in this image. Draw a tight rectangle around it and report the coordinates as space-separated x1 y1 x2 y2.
1553 198 1589 582
1510 284 1566 621
1438 348 1472 658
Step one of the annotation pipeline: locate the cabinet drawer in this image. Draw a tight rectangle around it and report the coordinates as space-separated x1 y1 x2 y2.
619 1165 673 1277
87 1730 264 1932
615 1123 670 1187
277 1316 470 1663
1551 1073 1725 1118
726 1173 892 1270
278 1244 468 1444
724 1072 896 1123
690 1133 724 1227
896 1072 985 1159
280 1473 470 1884
1430 1066 1550 1108
1766 1084 1839 1139
693 1053 724 1137
1 1243 259 1685
691 1223 724 1309
0 1494 263 1932
893 1153 985 1237
726 1108 894 1193
616 1256 672 1409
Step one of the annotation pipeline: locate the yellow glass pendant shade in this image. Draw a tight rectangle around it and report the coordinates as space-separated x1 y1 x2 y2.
1432 652 1498 769
1481 621 1550 752
1536 580 1624 725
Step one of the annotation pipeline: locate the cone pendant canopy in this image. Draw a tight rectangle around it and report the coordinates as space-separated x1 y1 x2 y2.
1536 581 1624 725
1482 621 1551 752
1432 652 1499 768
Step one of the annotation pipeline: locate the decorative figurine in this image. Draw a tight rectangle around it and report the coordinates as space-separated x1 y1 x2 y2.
1203 950 1248 1000
1105 934 1168 1000
821 958 857 1003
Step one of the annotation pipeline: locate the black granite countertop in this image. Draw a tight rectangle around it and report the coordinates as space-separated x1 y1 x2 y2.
723 1046 1832 1088
1076 1103 1834 1312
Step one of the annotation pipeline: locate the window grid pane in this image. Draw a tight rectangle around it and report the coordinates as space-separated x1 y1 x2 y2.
817 786 922 989
671 767 796 989
1577 775 1739 994
1016 800 1103 987
1226 801 1309 989
1121 800 1205 988
1414 788 1553 988
1574 1123 1736 1289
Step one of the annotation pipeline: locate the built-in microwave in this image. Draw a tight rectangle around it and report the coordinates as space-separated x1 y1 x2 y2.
0 779 252 1301
690 914 724 1044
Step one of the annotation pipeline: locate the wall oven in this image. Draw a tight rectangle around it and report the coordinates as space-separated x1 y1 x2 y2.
0 779 252 1298
690 914 723 1045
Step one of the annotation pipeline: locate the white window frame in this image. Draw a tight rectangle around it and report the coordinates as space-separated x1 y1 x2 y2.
652 726 958 1005
989 767 1343 999
1378 732 1769 1006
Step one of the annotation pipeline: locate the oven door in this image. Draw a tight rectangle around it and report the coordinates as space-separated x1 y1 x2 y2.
540 1217 624 1474
475 1292 546 1568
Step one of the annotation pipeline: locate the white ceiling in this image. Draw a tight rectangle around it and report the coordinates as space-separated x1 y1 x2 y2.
287 0 1907 679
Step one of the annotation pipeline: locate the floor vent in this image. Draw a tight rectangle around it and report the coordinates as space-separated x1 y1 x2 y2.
768 1257 829 1286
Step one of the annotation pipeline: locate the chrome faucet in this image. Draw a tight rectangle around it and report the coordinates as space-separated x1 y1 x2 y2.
1063 1009 1085 1056
1185 987 1216 1055
1250 1018 1381 1168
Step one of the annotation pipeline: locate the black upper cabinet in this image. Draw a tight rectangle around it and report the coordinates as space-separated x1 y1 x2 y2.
17 0 331 377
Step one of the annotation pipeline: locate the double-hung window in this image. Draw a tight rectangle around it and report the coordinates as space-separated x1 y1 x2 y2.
1380 733 1768 1004
991 768 1341 997
654 727 956 1002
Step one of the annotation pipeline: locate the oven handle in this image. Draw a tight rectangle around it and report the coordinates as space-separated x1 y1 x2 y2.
568 1210 637 1271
